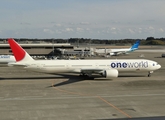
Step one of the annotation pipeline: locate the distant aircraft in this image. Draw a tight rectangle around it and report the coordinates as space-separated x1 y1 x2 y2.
95 40 140 56
0 55 15 64
8 38 160 78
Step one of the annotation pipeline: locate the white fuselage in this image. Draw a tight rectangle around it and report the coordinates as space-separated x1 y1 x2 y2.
95 48 132 55
20 59 160 74
110 48 131 52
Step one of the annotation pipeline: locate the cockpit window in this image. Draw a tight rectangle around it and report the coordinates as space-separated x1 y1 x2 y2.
153 63 155 66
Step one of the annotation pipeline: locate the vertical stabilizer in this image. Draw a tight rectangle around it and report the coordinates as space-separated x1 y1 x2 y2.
8 38 34 62
130 39 140 50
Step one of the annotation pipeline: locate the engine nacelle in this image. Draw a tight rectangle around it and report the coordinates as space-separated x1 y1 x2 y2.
102 69 118 78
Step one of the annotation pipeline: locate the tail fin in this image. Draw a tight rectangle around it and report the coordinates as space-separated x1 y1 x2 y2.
130 39 140 50
8 38 34 62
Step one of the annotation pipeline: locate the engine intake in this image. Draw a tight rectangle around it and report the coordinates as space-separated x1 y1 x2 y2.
102 69 118 78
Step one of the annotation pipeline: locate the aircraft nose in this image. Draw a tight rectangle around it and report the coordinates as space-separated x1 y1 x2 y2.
159 65 161 69
157 64 161 69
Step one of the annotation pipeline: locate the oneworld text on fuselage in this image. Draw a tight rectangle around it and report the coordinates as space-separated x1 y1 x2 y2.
110 61 148 68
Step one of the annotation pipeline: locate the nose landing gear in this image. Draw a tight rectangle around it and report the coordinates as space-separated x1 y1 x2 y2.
148 71 153 77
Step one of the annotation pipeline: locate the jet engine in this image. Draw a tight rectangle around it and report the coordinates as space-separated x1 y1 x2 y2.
102 69 118 78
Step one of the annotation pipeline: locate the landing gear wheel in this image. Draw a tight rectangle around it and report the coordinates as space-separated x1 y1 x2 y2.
79 73 85 77
79 73 94 80
148 71 153 77
88 77 94 80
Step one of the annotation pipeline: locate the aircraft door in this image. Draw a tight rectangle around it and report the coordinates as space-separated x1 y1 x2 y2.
66 63 70 69
95 63 99 68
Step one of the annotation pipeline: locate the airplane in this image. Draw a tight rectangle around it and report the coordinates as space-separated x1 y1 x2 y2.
0 54 46 65
7 38 161 79
95 39 140 56
0 55 15 64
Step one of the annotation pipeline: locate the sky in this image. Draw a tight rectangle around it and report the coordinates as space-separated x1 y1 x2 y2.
0 0 165 39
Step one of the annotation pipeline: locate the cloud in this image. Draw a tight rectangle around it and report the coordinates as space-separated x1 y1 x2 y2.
43 29 54 34
76 27 84 32
80 22 90 25
111 27 116 30
65 28 73 32
158 28 164 33
55 24 61 27
128 29 135 34
146 26 155 34
20 22 31 25
55 30 62 34
148 26 154 30
138 28 142 33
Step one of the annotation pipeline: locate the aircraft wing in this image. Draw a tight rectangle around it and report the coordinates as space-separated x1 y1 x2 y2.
81 68 104 74
73 68 104 74
73 68 118 78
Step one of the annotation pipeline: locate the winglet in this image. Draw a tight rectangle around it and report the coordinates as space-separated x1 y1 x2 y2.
8 38 33 62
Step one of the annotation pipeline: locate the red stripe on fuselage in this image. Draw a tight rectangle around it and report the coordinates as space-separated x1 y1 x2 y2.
8 38 25 62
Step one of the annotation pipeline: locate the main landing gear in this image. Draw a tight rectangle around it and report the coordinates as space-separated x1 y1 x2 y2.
79 73 94 80
148 71 153 77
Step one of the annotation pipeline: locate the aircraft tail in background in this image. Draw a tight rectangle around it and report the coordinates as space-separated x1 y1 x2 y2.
130 39 141 51
110 39 141 55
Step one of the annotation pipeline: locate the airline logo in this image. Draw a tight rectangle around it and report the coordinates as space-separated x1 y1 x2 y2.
0 55 11 58
111 61 148 68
